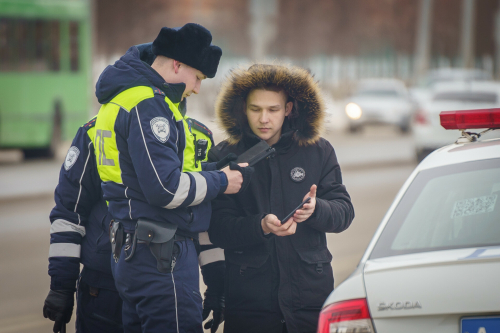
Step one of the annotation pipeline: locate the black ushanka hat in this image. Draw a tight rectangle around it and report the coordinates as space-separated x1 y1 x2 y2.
152 23 222 78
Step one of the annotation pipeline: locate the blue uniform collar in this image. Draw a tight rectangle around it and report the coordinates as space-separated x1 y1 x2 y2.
96 45 185 104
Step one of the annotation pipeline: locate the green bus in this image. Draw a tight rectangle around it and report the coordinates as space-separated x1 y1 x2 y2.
0 0 91 156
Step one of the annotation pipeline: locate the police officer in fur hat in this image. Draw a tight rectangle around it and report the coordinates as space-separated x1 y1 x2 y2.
92 23 249 333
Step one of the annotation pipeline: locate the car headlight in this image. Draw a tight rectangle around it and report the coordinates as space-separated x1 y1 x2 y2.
345 103 362 120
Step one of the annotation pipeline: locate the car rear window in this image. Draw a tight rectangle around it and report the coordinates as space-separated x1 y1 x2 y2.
433 91 498 103
370 158 500 259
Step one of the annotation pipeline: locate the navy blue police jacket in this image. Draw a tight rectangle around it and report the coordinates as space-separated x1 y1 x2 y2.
94 46 225 233
49 117 115 291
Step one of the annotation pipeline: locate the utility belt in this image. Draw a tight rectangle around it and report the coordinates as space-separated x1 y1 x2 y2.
109 218 197 273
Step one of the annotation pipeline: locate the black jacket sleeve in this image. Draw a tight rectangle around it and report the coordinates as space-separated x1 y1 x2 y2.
209 193 269 250
207 146 269 250
304 142 354 233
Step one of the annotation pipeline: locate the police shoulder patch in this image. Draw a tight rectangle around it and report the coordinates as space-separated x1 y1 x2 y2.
290 167 306 182
83 116 97 129
150 116 170 143
64 146 80 171
152 86 165 96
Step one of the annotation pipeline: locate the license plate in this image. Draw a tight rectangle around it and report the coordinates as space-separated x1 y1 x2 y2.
461 316 500 333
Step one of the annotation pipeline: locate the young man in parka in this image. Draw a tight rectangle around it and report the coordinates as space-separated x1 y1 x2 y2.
208 64 355 333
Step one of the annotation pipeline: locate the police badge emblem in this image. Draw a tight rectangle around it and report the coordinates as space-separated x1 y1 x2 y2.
290 167 305 182
150 117 170 143
64 146 80 171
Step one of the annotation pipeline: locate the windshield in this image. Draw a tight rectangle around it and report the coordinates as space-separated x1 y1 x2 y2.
355 89 401 98
432 91 498 103
370 158 500 259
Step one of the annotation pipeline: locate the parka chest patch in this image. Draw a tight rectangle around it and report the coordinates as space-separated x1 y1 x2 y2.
290 167 305 182
150 117 170 143
64 146 80 171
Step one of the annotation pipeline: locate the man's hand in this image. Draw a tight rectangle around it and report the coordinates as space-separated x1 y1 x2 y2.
202 292 225 333
222 163 248 194
261 214 297 236
43 289 74 333
292 184 317 223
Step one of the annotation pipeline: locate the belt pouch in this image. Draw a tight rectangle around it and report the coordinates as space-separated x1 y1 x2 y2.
135 218 178 273
109 221 124 263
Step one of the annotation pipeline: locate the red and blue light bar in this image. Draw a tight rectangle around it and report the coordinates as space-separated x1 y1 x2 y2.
440 108 500 130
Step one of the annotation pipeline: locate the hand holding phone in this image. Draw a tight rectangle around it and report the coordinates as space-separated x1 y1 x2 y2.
281 197 311 224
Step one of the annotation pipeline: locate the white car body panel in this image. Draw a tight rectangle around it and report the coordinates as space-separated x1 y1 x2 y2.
365 247 500 332
323 266 366 305
322 137 500 333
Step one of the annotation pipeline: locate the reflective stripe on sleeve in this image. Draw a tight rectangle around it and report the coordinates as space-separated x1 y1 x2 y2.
188 172 207 207
198 231 212 245
50 219 86 237
198 248 225 266
165 173 191 209
49 243 81 258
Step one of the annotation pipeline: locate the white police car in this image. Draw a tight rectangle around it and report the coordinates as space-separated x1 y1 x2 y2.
318 109 500 333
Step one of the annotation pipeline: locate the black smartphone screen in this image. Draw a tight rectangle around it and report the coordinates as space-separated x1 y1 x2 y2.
281 197 311 224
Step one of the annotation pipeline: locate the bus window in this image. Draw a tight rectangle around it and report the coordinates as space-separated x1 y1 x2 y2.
0 17 60 72
47 20 60 71
69 21 79 72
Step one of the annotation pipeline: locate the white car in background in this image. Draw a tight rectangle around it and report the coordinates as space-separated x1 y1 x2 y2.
413 81 500 161
318 109 500 333
410 68 493 105
344 79 416 133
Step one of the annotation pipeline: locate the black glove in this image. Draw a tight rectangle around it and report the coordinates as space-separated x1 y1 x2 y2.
43 289 74 333
215 153 238 170
228 161 254 193
201 261 225 333
202 291 225 333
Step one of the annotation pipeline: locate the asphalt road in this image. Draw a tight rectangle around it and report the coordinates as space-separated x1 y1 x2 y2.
0 123 417 332
0 164 415 333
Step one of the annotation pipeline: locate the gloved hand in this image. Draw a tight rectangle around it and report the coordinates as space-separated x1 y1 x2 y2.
215 153 238 170
43 289 74 333
202 291 225 333
201 261 225 333
228 161 254 193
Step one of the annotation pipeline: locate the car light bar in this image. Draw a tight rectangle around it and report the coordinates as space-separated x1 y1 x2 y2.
317 298 375 333
440 108 500 130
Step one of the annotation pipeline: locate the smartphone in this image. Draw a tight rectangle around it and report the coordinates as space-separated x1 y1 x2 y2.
281 197 311 224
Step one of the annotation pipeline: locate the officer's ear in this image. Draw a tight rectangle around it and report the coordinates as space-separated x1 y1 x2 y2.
173 60 182 74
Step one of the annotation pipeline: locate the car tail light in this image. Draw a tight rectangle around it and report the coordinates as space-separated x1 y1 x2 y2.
440 108 500 129
317 298 375 333
414 109 429 125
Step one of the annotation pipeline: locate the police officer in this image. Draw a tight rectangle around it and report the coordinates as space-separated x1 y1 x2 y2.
43 115 123 333
93 24 245 333
43 39 227 333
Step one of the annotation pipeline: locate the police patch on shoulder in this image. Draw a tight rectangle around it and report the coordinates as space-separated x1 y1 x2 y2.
150 117 170 143
290 167 306 182
64 146 80 171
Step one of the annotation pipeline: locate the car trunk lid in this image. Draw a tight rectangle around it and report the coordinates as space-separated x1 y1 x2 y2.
363 247 500 332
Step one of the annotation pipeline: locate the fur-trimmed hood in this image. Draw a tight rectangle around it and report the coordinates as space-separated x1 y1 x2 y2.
215 64 325 146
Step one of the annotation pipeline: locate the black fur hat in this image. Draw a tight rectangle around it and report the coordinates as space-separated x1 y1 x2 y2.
152 23 222 78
